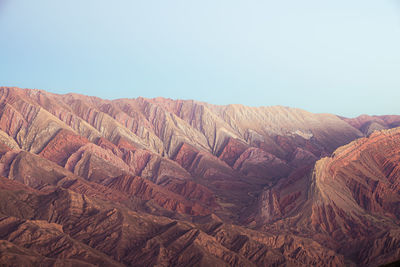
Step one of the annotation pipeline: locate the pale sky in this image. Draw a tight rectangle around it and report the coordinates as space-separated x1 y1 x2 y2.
1 0 400 117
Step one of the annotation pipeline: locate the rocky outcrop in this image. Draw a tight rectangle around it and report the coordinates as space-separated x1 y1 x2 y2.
255 127 400 266
313 128 400 221
218 138 249 167
233 147 291 179
39 129 89 166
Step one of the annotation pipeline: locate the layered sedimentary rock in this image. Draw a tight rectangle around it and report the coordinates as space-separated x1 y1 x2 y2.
0 86 399 266
342 114 400 136
0 176 345 267
256 128 400 266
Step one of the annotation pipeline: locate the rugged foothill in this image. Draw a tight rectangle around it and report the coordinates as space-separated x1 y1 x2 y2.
0 86 399 266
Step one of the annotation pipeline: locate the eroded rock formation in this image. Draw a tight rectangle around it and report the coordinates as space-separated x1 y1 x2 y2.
0 86 398 266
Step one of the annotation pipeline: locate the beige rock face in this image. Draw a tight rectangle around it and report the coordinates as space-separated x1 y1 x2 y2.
0 86 399 266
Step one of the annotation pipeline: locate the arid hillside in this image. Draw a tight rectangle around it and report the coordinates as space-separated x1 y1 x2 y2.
0 86 399 266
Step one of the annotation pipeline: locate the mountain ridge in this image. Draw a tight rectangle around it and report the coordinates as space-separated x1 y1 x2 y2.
0 86 399 266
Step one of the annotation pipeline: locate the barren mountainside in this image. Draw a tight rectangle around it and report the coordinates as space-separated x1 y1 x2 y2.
0 86 399 266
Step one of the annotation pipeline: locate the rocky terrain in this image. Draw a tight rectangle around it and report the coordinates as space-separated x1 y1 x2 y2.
0 86 399 266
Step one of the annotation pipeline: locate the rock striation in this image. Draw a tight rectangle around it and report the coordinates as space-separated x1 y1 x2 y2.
0 86 399 266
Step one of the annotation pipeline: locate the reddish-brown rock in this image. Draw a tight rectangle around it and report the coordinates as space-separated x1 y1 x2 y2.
39 129 89 166
0 86 399 266
106 174 211 216
218 138 249 167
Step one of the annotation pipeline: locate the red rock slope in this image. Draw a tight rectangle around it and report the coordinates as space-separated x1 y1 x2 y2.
257 127 400 266
0 86 398 266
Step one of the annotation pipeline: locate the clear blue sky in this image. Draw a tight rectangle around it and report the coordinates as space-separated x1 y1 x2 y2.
0 0 399 117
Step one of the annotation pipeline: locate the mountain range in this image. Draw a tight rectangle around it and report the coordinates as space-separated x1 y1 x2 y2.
0 86 399 266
